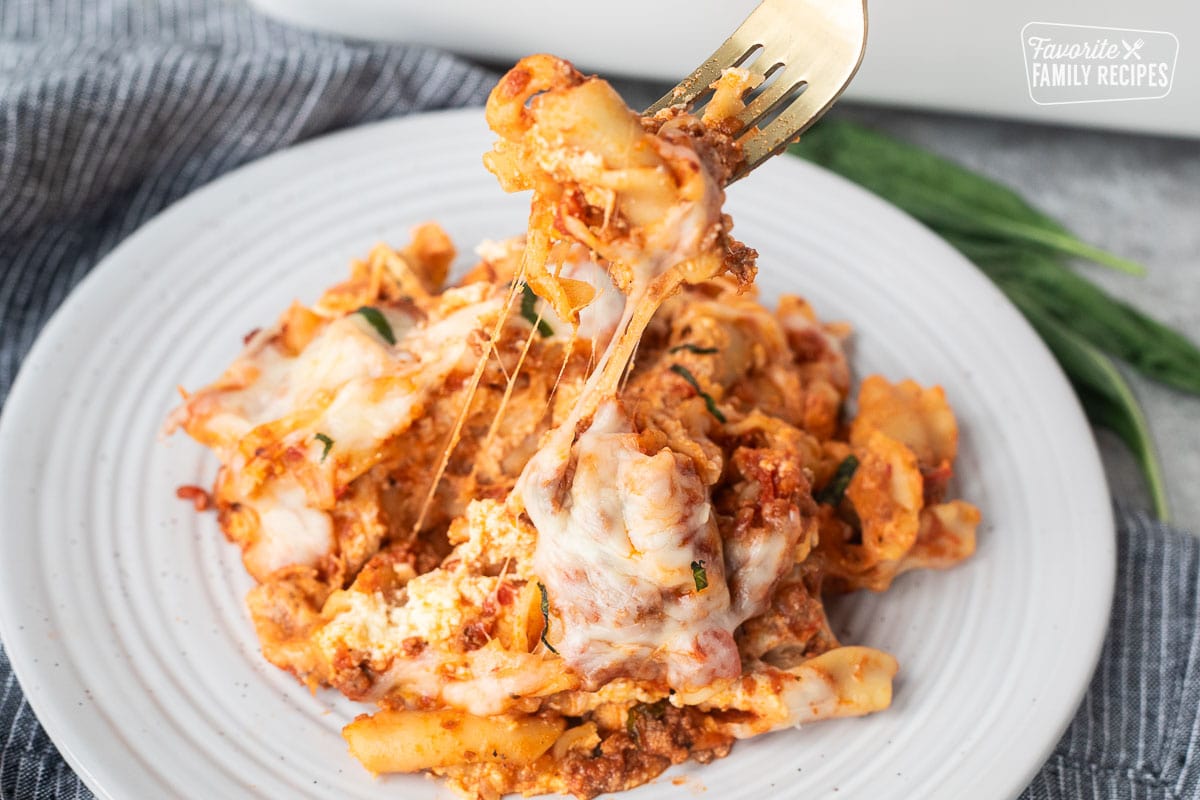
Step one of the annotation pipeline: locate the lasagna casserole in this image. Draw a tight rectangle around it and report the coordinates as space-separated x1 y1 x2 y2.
167 55 980 799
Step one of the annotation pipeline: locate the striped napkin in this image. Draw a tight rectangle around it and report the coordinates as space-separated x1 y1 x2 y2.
2 2 1197 798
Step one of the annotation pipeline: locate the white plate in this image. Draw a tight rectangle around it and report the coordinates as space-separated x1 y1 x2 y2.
0 109 1113 799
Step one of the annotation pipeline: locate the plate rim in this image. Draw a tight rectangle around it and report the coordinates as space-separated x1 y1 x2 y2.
0 107 1115 800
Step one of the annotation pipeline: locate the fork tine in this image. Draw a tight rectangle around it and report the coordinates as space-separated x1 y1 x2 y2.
644 35 760 115
729 65 807 137
736 0 867 179
736 84 836 177
648 0 868 180
645 0 806 116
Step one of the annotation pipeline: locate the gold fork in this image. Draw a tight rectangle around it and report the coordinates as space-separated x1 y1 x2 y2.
645 0 868 181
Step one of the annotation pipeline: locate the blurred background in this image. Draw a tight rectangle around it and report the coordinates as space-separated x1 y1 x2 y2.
251 0 1196 136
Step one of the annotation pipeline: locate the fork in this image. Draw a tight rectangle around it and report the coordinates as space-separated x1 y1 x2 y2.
645 0 868 181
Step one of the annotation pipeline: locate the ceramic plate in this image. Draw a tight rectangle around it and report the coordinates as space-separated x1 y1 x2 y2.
0 109 1114 799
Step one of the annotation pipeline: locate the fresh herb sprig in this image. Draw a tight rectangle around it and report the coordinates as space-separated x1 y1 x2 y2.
669 343 719 355
789 120 1200 519
536 581 558 654
670 364 727 423
520 284 554 337
788 120 1145 275
313 433 334 463
626 699 668 742
354 306 396 345
1006 286 1168 517
815 455 859 506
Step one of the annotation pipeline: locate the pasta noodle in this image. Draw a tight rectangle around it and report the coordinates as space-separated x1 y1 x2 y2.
344 710 566 773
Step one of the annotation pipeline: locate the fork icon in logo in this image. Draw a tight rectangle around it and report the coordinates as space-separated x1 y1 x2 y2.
1122 38 1145 60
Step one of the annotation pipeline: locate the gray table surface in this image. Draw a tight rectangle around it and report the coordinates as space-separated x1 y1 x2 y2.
616 79 1200 530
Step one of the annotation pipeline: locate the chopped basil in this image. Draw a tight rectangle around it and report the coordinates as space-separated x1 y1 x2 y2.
626 699 669 740
668 343 719 355
354 306 396 345
536 581 559 654
690 560 709 591
313 433 334 462
814 455 859 506
669 364 727 423
520 284 554 337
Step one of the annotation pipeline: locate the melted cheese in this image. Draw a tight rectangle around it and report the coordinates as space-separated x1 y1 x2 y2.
487 55 765 698
243 480 334 577
316 501 536 674
303 293 500 463
317 571 496 661
537 245 625 345
520 401 742 694
177 283 510 578
279 310 414 416
315 501 565 717
229 309 418 444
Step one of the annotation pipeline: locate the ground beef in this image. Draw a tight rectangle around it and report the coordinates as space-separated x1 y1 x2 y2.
559 705 734 799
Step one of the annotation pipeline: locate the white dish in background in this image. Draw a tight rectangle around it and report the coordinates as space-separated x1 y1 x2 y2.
0 110 1114 799
248 0 1199 139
